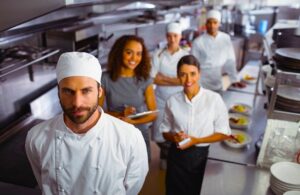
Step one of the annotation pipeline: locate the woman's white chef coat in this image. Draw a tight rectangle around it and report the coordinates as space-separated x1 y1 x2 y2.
151 47 189 142
159 88 231 147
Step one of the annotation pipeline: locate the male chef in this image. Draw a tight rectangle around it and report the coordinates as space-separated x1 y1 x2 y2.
25 52 148 195
191 9 245 94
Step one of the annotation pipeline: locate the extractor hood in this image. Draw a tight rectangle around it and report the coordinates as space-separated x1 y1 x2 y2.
0 0 64 32
0 0 195 33
0 0 131 32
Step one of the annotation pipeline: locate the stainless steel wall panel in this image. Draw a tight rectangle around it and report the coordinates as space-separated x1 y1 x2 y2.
0 0 64 32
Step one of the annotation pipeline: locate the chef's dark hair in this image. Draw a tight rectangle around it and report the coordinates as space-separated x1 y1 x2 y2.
177 55 200 75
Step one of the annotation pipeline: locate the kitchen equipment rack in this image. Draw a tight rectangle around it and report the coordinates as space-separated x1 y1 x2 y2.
0 48 60 81
266 67 300 122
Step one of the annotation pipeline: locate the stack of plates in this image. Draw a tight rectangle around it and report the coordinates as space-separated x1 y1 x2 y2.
270 162 300 195
284 191 300 195
275 85 300 113
275 48 300 72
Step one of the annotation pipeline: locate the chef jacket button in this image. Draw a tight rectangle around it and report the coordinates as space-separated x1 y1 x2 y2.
57 136 62 140
96 166 100 170
58 166 63 170
94 190 98 194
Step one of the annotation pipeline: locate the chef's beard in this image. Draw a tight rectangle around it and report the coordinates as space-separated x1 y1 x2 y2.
60 97 99 125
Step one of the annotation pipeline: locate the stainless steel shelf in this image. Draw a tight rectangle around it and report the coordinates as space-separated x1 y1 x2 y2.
267 67 300 122
0 48 60 79
268 110 300 122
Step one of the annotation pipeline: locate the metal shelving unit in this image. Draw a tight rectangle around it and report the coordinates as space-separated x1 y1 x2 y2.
0 48 60 81
267 68 300 122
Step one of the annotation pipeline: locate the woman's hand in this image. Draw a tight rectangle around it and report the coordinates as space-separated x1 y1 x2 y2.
177 136 198 150
173 131 189 142
123 106 136 117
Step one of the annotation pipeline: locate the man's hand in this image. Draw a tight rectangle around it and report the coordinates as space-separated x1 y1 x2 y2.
231 81 246 88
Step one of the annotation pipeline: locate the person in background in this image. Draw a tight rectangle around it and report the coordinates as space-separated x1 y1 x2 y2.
150 22 189 169
25 52 148 195
99 35 157 161
191 9 246 95
160 55 231 195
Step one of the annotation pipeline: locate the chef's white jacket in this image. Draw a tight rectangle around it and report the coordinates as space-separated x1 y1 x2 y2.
150 47 189 142
191 32 239 91
150 47 189 100
25 109 148 195
159 88 231 147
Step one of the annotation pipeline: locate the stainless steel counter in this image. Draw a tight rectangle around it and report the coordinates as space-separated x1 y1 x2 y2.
208 90 268 166
204 71 271 194
202 159 273 195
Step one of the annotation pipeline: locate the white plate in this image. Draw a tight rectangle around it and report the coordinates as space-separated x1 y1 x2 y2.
127 110 159 119
277 85 300 102
229 113 250 129
284 191 300 195
271 184 285 195
271 175 300 190
242 74 257 84
271 162 300 186
223 129 252 149
229 103 252 115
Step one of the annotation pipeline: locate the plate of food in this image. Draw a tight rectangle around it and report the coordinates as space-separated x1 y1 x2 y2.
242 74 257 84
224 129 252 148
127 110 159 119
230 103 252 115
229 113 250 129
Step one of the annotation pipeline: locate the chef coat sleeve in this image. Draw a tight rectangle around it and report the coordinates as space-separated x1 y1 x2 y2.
223 37 239 83
159 100 173 133
191 39 201 64
124 129 149 195
213 94 231 135
25 130 42 189
150 50 160 78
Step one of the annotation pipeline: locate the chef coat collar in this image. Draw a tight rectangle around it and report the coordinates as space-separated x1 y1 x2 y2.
182 87 203 104
58 107 105 140
205 31 220 39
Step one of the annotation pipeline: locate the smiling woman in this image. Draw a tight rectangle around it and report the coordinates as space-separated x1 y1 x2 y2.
177 55 201 100
99 35 157 161
160 55 231 195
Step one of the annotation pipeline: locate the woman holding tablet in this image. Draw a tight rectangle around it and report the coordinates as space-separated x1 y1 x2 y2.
99 35 157 161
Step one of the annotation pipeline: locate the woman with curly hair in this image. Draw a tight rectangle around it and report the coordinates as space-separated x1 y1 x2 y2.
99 35 157 161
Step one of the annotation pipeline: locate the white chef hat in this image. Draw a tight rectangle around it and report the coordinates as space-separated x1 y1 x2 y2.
56 52 102 84
207 9 221 22
167 22 182 34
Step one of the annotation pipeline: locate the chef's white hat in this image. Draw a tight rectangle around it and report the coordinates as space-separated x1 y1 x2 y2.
167 22 182 34
56 52 102 84
207 9 221 22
